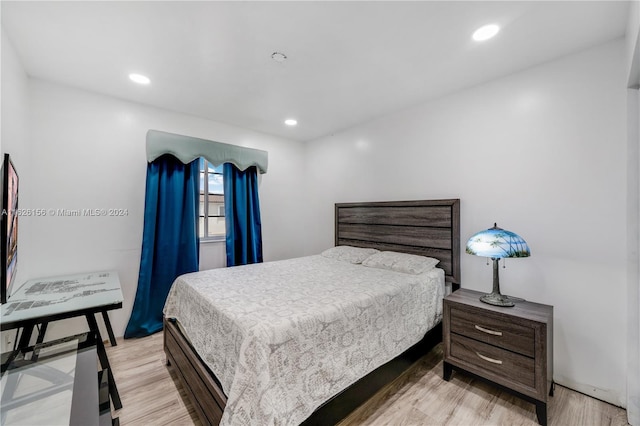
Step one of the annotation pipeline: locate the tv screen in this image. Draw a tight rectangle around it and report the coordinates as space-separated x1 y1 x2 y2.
1 153 18 304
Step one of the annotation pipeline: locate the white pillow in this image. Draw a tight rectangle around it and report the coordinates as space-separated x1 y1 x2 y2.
321 246 379 264
362 251 440 274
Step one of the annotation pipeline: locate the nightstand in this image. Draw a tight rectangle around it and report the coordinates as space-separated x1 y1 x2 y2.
443 288 553 426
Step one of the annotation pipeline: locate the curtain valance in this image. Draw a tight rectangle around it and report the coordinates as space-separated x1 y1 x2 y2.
146 129 268 174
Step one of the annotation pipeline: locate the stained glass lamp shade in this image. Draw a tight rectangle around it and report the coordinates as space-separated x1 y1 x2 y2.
466 223 530 307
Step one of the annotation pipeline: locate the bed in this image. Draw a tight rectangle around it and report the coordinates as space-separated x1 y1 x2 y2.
163 199 460 425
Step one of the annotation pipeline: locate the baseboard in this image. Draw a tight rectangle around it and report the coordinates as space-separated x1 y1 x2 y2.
554 376 625 409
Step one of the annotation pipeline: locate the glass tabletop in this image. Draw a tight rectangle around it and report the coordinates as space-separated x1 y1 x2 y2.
0 271 123 326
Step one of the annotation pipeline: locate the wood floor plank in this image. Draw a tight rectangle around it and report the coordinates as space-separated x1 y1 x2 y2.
107 333 628 425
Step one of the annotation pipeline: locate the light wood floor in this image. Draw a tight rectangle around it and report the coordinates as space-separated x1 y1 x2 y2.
107 333 628 425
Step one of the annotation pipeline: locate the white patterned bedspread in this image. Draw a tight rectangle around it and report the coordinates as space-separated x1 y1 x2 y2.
163 255 444 426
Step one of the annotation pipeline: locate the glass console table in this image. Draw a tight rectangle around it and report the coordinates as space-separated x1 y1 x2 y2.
0 271 123 409
0 332 117 425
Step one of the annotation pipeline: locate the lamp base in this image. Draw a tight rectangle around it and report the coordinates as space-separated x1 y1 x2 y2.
480 292 515 307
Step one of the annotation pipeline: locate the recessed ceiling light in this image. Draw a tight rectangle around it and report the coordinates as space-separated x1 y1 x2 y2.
271 52 288 63
129 73 151 85
472 24 500 42
284 119 298 126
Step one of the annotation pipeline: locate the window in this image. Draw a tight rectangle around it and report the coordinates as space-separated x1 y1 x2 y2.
199 159 225 240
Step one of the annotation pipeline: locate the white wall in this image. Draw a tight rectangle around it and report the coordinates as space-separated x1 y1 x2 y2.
627 0 640 89
18 79 306 341
627 87 639 425
1 29 30 282
304 39 628 406
0 30 31 351
626 3 640 423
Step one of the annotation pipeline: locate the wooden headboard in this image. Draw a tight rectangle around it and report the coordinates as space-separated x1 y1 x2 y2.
335 199 460 286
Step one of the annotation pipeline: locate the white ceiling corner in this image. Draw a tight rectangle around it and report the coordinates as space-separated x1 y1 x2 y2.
1 1 630 142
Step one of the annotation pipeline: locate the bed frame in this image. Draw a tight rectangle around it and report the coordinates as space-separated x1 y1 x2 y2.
164 199 460 425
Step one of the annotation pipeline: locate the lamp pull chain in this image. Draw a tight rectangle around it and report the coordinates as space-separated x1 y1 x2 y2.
503 258 506 269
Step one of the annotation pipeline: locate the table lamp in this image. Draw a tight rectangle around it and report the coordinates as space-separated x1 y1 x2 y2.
465 223 530 307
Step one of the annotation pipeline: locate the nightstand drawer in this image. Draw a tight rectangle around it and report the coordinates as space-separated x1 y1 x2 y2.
450 306 535 357
450 334 535 388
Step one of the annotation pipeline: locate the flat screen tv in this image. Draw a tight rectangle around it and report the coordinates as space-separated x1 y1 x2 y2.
1 153 18 304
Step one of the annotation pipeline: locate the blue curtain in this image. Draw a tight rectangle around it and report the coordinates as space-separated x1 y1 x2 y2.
125 155 200 338
223 163 263 266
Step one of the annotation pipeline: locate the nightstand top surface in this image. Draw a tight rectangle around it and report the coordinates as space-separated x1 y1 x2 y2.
446 288 553 323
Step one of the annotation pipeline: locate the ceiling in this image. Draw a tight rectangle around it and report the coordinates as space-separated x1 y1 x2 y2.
1 1 630 142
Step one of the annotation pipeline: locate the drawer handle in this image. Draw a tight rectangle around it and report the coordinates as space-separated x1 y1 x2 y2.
475 352 503 365
475 324 503 336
